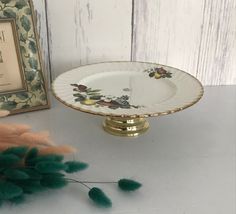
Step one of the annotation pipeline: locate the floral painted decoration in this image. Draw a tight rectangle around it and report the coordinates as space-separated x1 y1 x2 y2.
144 67 172 79
71 84 143 110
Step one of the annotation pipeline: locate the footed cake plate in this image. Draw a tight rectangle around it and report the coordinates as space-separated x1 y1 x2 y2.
52 61 204 137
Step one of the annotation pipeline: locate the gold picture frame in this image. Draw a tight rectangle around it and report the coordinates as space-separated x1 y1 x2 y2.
0 0 49 115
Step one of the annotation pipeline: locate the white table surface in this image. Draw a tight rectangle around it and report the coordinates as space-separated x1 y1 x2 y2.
0 86 235 214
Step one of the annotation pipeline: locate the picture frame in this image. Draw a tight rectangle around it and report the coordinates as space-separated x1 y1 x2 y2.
0 0 49 115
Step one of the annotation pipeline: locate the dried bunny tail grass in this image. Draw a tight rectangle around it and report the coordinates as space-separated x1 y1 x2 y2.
0 110 10 117
0 124 30 136
39 145 77 155
19 131 55 146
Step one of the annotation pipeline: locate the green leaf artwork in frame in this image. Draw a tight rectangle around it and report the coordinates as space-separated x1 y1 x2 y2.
0 0 49 115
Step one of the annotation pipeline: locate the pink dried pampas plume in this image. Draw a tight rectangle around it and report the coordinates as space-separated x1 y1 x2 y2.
0 111 77 155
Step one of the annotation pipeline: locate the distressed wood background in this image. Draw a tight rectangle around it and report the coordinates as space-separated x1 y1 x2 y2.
32 0 236 85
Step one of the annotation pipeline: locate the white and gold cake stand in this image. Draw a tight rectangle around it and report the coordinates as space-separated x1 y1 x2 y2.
52 62 204 137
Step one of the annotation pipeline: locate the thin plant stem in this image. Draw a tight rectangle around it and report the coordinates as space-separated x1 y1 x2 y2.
66 178 91 190
73 181 117 184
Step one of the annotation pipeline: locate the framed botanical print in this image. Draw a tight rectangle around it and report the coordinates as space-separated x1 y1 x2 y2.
0 0 49 115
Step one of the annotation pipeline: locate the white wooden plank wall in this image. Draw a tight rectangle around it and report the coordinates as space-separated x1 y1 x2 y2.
32 0 236 85
132 0 236 85
45 0 132 79
196 0 236 85
32 0 50 83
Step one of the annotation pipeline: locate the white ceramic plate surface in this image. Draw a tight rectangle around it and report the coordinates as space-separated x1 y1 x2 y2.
52 62 204 117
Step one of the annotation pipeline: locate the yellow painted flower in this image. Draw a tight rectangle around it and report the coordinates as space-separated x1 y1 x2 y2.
154 72 162 79
81 99 97 106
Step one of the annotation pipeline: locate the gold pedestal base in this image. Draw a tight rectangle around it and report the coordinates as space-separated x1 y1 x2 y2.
103 117 149 137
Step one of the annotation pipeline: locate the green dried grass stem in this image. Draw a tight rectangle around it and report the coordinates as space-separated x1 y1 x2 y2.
88 187 112 208
4 169 29 180
0 146 142 208
0 181 23 200
29 154 64 165
9 195 25 204
118 179 142 191
16 180 46 194
40 176 68 189
65 161 88 173
35 161 67 173
3 147 28 158
0 154 20 167
25 148 38 166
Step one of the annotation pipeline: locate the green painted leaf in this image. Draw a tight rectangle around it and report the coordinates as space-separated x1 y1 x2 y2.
0 181 23 200
3 9 16 18
73 93 85 101
28 41 37 53
22 104 30 109
1 101 17 110
20 33 27 43
25 70 35 81
87 92 100 96
16 92 29 100
0 96 5 102
75 97 85 102
28 57 38 69
24 7 31 15
89 89 101 93
90 95 103 100
40 94 47 101
165 73 172 78
31 82 42 91
1 0 11 4
15 0 27 9
20 15 31 32
149 72 155 77
20 45 26 54
73 93 84 97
